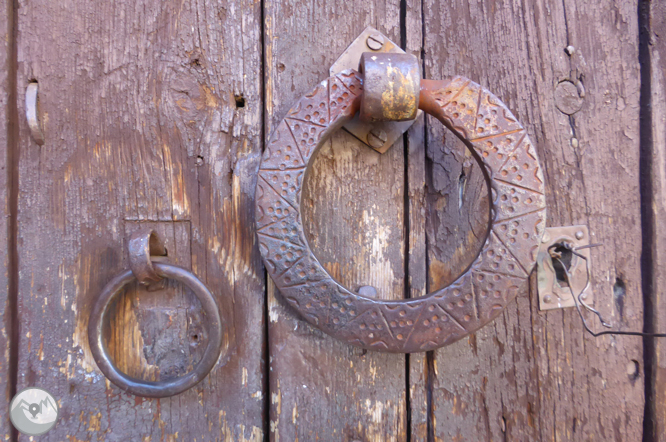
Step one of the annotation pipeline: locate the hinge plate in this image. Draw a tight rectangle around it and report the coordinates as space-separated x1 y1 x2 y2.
537 225 594 311
329 26 421 153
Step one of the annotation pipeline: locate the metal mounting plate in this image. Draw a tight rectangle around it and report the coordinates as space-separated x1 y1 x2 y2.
537 225 593 311
329 26 421 153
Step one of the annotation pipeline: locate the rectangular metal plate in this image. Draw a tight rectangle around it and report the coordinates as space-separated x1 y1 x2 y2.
537 225 594 311
329 26 421 153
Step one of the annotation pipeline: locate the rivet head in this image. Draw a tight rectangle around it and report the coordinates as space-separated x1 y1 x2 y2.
358 286 378 297
575 231 584 240
627 360 639 377
366 33 384 51
555 80 584 115
543 294 552 304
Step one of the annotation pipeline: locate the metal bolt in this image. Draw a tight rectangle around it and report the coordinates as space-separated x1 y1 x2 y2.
565 45 576 56
366 33 384 51
575 230 584 240
366 129 388 149
543 294 552 304
358 286 378 297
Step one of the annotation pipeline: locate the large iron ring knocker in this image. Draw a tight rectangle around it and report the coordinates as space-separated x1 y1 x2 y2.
88 229 224 397
255 53 546 353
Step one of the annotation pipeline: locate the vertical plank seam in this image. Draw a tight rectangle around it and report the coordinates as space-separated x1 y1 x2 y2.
638 0 655 440
415 2 437 439
400 0 412 440
5 0 18 438
417 0 436 437
260 0 269 439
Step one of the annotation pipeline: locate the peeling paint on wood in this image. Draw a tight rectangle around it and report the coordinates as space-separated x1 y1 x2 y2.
13 0 265 439
0 0 658 439
264 2 413 439
650 0 666 439
0 0 10 436
412 0 645 440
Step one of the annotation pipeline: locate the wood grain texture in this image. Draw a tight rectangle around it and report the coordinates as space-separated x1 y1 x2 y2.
263 4 415 439
15 0 265 440
651 0 666 438
419 0 645 440
0 0 11 437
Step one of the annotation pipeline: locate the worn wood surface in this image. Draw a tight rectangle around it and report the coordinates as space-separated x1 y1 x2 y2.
14 0 265 440
1 0 12 437
651 0 666 439
412 0 646 440
263 6 416 439
0 0 659 440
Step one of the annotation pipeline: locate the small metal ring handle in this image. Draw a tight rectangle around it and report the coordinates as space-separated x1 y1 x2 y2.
88 232 223 397
255 52 546 353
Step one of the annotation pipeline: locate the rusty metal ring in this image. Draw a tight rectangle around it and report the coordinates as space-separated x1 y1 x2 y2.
255 67 546 353
88 263 223 397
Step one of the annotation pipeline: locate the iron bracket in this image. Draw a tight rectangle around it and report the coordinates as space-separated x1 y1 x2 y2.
329 26 422 153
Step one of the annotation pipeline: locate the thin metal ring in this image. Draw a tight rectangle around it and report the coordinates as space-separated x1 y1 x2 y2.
255 69 546 353
88 263 223 397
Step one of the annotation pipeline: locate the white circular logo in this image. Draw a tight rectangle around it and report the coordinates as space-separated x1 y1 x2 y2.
9 387 59 436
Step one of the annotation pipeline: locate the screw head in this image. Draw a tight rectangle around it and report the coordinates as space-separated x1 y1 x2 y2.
367 129 388 149
366 33 384 51
543 294 552 304
575 230 584 240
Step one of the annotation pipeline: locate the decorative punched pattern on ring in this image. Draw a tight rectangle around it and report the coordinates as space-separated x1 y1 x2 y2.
256 69 546 352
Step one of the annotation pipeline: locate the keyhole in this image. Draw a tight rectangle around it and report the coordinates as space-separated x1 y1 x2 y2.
551 244 574 287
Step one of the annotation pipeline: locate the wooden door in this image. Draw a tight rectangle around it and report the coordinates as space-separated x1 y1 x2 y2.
1 0 664 441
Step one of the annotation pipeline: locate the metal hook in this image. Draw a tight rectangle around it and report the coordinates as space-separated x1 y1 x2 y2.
26 82 45 145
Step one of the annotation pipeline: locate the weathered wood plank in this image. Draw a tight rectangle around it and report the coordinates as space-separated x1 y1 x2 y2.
15 0 265 440
420 0 645 440
0 0 12 437
650 0 666 439
263 6 416 440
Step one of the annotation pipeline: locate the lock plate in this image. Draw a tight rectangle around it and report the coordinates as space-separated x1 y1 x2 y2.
329 26 421 153
537 225 593 310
